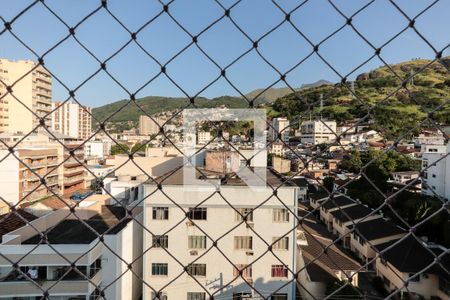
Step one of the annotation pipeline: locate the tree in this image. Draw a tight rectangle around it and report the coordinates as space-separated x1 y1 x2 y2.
325 280 363 299
323 176 335 193
111 143 129 155
339 150 362 173
131 142 145 153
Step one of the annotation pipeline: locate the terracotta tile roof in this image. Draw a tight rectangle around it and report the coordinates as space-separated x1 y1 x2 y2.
20 196 75 210
0 210 37 239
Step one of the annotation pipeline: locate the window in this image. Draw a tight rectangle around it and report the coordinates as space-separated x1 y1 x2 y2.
234 236 253 250
153 207 169 220
235 208 253 222
152 235 168 248
273 208 289 222
187 264 206 276
187 207 207 220
152 263 168 276
233 264 252 278
272 237 289 250
271 265 288 278
271 294 288 300
188 236 207 249
151 292 168 300
187 292 206 300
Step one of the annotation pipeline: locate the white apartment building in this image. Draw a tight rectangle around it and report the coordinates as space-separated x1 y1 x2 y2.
0 197 143 300
421 143 450 199
142 168 298 300
299 120 337 145
0 59 52 134
85 140 112 159
51 100 92 140
197 131 212 145
270 117 290 143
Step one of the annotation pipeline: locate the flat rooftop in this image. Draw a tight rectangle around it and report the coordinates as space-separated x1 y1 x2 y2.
146 167 294 187
22 206 129 244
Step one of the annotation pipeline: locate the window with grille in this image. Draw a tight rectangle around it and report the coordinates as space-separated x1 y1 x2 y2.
187 207 207 220
188 235 207 249
152 235 169 248
235 208 253 222
186 264 206 277
272 208 289 222
233 264 252 278
152 263 168 276
153 207 169 220
187 292 206 300
272 237 289 250
271 265 288 278
234 236 253 250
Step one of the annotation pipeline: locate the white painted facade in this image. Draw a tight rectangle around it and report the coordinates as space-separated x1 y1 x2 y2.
143 182 298 300
421 144 449 200
270 118 290 143
300 120 337 145
85 140 112 159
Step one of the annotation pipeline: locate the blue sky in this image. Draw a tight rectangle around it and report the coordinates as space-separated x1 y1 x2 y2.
1 0 449 107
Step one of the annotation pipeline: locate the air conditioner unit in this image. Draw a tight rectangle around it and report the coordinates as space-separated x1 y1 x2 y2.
189 250 198 256
245 251 254 256
186 221 194 227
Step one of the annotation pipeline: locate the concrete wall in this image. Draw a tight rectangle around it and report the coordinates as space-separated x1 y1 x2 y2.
104 213 143 300
111 156 183 178
0 150 19 206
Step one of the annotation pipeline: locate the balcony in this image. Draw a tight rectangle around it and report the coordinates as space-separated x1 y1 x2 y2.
0 264 102 297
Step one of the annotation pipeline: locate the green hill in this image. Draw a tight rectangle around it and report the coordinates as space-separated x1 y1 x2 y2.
244 79 332 102
272 57 450 139
92 95 258 124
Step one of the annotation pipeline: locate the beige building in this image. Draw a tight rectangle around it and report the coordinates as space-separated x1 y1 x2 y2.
0 147 60 206
139 115 163 136
375 236 449 300
52 100 92 140
0 59 52 134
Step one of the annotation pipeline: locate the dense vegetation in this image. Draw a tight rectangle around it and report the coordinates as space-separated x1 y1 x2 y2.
339 149 449 247
93 58 449 137
272 58 450 139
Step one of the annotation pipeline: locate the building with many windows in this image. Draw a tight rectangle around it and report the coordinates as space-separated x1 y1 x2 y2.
299 120 337 145
270 117 290 143
51 100 92 140
0 59 52 134
421 143 450 200
142 163 298 300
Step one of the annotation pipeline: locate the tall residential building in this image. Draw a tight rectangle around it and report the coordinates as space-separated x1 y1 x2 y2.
270 117 290 143
139 115 163 136
421 143 450 200
300 119 337 145
0 59 52 134
142 154 298 300
51 100 92 140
